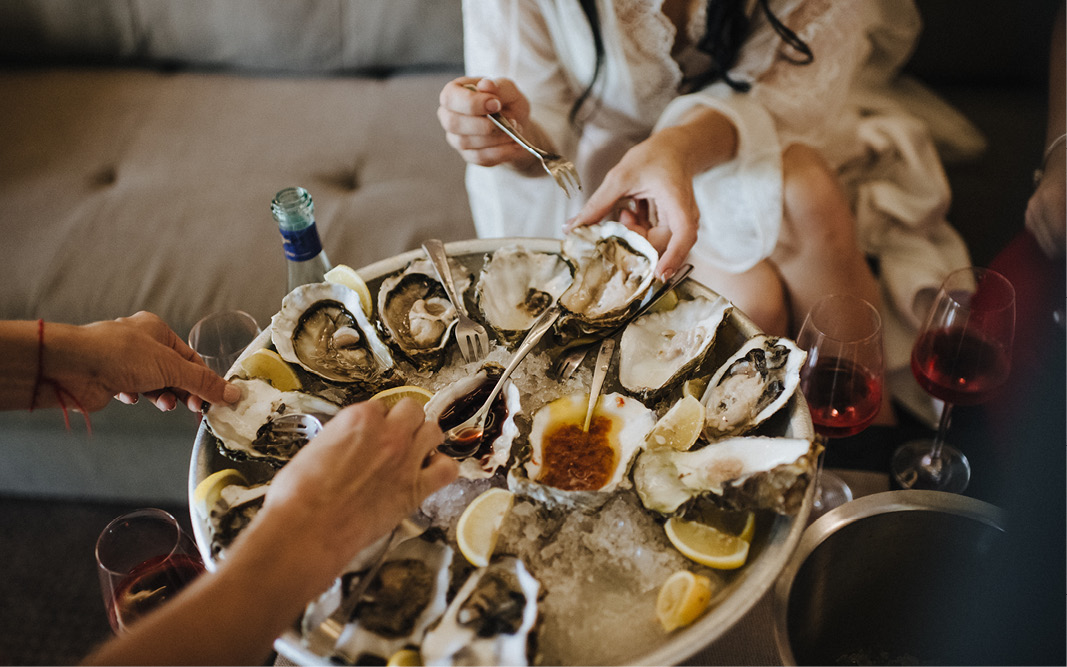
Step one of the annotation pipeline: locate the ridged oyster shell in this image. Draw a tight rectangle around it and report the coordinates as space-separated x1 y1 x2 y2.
421 556 540 667
510 391 656 508
272 282 395 384
304 534 454 664
633 436 818 515
203 481 270 560
378 257 470 370
618 295 732 400
475 244 574 346
205 377 340 466
556 222 658 340
701 335 806 440
423 364 521 480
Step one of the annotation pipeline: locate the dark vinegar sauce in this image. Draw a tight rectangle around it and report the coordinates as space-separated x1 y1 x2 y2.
436 375 509 461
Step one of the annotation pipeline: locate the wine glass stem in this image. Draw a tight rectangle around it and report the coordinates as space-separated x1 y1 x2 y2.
929 402 955 462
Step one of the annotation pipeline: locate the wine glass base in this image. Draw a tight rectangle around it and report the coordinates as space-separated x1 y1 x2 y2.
890 439 971 493
810 470 853 522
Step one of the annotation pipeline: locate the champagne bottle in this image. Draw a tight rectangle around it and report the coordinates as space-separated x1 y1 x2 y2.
271 186 333 292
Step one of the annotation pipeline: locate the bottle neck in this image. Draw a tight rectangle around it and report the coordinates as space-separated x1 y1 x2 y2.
272 186 332 290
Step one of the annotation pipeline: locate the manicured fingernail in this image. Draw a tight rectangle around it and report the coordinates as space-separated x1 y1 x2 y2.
223 383 242 404
486 99 502 113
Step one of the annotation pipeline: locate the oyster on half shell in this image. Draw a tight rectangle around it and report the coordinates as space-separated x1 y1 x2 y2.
475 244 573 346
272 282 395 385
206 377 340 466
510 391 656 508
633 436 818 515
421 556 540 667
618 295 732 400
701 335 806 440
378 257 471 370
555 222 658 340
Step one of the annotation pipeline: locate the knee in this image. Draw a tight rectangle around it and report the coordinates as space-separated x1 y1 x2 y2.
702 261 790 337
782 144 853 244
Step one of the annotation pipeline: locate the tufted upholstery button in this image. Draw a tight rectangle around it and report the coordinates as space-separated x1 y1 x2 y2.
90 166 117 187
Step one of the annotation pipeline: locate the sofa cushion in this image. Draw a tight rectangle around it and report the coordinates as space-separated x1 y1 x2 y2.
0 67 475 336
0 0 464 73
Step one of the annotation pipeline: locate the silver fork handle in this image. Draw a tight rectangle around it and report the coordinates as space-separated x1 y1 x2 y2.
481 305 561 417
421 239 469 317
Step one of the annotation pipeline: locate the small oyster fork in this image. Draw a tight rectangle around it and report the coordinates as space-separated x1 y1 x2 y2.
422 238 489 363
463 83 582 198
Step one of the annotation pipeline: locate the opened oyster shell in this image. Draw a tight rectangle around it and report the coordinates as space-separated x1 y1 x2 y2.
701 335 806 440
205 378 340 466
203 481 269 560
475 244 574 346
633 436 818 515
556 222 658 340
304 534 453 664
421 556 540 667
272 282 394 384
510 391 656 508
618 295 732 400
423 364 521 480
378 257 470 370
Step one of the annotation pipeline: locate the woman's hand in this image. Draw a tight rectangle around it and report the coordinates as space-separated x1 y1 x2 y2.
43 311 240 413
564 107 738 281
246 398 458 593
438 77 541 171
1027 149 1066 259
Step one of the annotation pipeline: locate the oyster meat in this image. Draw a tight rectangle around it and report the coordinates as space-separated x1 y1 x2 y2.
701 335 806 440
511 391 656 508
556 222 658 339
421 556 540 667
475 244 573 346
378 257 470 369
304 534 453 664
423 364 521 480
206 377 340 466
633 436 818 515
203 481 270 560
272 282 395 384
618 295 732 400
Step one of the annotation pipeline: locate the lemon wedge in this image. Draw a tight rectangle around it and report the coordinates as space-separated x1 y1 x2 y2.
682 377 709 401
647 287 680 314
239 348 302 392
324 264 373 316
665 517 750 570
656 569 715 632
386 648 422 667
456 487 514 567
370 384 435 409
645 394 705 451
192 468 247 516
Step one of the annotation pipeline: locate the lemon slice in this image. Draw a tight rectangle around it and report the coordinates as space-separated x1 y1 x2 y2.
689 506 757 543
682 377 709 401
192 468 247 516
656 570 715 632
386 648 422 667
665 517 750 570
645 394 706 451
647 287 680 314
324 264 373 316
239 348 302 392
370 385 435 409
456 487 514 567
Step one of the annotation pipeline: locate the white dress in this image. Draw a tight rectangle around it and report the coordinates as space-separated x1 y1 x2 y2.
462 0 984 419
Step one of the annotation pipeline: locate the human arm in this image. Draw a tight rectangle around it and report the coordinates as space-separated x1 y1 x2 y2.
0 312 240 414
1026 3 1065 259
82 398 459 666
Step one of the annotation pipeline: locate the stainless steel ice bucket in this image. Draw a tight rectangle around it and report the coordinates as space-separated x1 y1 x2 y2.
773 490 1005 665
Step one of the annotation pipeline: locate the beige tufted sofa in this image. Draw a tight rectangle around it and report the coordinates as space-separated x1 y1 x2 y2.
0 0 474 502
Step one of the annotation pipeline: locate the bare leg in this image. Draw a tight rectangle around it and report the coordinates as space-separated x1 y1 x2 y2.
772 143 895 424
695 260 790 337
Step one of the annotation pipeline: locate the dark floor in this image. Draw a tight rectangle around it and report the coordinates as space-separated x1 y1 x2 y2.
0 497 190 665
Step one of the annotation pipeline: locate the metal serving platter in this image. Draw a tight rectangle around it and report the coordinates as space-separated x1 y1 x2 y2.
188 237 814 666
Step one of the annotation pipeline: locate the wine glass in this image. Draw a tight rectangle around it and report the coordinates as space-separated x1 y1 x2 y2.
891 267 1015 493
797 294 885 518
95 508 205 634
188 310 261 376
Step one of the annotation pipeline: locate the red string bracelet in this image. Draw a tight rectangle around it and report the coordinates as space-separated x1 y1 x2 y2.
29 318 92 435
